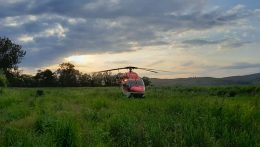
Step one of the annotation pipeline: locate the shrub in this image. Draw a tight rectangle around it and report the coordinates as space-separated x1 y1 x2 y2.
227 90 236 97
36 90 44 97
0 70 7 87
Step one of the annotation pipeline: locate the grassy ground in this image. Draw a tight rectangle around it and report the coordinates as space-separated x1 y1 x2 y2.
0 86 259 147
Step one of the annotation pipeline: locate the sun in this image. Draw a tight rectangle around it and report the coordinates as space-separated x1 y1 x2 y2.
65 55 89 65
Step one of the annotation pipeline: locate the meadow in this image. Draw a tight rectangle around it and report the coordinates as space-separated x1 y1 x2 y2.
0 86 259 147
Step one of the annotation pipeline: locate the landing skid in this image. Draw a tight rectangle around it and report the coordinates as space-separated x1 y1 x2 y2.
123 91 144 98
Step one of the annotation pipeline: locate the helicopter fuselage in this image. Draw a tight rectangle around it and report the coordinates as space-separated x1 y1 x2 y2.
121 71 145 97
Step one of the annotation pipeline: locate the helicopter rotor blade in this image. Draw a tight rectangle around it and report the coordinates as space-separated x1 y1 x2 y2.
137 68 158 73
95 67 131 73
136 67 170 73
144 70 158 73
94 66 170 73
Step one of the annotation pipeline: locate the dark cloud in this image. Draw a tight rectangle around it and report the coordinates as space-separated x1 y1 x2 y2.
181 61 195 67
0 0 258 68
182 39 227 46
223 41 252 48
146 60 165 67
222 62 260 69
0 0 205 18
182 38 252 48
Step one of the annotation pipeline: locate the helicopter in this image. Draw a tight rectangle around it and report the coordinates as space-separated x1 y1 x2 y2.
96 66 166 98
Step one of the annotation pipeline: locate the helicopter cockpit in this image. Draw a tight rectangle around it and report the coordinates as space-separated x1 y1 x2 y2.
127 79 144 87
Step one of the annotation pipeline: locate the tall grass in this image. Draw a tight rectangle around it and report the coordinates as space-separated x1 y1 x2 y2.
0 86 259 146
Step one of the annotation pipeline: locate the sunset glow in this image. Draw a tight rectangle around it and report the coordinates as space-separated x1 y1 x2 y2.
65 55 91 65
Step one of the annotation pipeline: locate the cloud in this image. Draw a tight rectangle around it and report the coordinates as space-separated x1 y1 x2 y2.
182 39 227 46
108 60 131 65
0 0 259 71
146 60 165 67
221 62 260 70
37 23 68 38
182 38 252 49
18 34 34 43
217 5 260 22
222 41 251 48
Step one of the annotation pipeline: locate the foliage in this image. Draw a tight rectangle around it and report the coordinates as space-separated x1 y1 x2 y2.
142 76 151 86
57 63 81 87
0 86 259 146
6 70 36 87
5 69 22 86
91 72 104 86
0 37 26 72
79 73 92 87
0 70 7 87
4 62 122 87
35 69 57 87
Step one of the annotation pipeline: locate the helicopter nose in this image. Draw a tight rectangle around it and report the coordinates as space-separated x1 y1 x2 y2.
130 86 145 92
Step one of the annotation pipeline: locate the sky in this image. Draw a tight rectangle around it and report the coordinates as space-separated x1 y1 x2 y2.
0 0 260 78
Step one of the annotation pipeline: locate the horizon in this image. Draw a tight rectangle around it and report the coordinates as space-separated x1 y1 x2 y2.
18 64 260 80
1 0 260 78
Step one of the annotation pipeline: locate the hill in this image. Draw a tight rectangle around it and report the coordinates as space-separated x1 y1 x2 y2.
151 73 260 86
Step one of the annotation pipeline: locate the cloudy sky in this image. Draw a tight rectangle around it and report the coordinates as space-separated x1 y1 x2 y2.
1 0 260 78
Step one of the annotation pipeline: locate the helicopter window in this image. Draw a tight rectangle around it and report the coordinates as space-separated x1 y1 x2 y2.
127 79 144 86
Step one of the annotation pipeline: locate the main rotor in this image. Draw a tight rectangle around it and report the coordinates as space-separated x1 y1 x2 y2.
96 66 169 73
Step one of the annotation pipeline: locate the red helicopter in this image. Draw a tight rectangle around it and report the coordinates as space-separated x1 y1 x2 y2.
97 66 165 98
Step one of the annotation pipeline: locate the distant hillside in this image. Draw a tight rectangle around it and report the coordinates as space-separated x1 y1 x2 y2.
151 73 260 86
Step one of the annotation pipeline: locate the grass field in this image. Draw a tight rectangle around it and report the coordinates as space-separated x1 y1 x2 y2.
0 86 259 147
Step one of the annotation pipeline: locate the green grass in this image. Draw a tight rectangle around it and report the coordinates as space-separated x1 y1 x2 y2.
0 86 259 147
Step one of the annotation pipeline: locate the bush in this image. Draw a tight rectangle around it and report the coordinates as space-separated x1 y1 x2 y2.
36 90 44 97
0 71 7 87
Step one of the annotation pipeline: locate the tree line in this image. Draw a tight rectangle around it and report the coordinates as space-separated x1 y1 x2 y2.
0 37 151 87
6 62 121 87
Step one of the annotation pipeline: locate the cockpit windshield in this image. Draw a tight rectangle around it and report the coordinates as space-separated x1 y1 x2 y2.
127 79 144 87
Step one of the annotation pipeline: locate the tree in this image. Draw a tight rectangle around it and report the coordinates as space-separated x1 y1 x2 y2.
142 76 151 86
57 62 80 87
103 72 113 86
0 70 7 87
0 37 26 73
79 73 92 86
19 74 36 87
35 69 57 87
5 69 23 87
91 72 104 86
4 69 37 87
